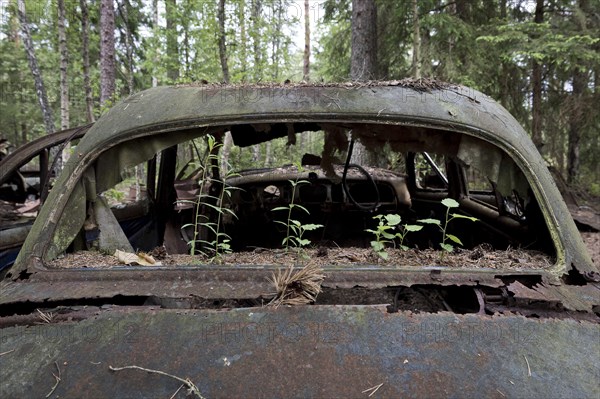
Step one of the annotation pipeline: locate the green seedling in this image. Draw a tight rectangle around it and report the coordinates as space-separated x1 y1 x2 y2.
273 164 323 257
418 198 478 258
180 134 239 262
366 214 422 260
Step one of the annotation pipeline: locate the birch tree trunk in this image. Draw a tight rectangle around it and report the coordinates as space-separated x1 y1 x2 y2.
251 0 263 80
303 0 310 81
217 0 230 83
58 0 69 131
531 0 544 150
80 0 95 122
100 0 116 106
239 0 247 80
58 0 70 164
17 0 55 135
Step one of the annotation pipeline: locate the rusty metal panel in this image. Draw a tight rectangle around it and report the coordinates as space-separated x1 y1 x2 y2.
0 125 90 186
0 266 516 306
508 281 600 312
1 306 598 398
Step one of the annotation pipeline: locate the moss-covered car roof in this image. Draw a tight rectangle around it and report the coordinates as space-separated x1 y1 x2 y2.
11 81 595 279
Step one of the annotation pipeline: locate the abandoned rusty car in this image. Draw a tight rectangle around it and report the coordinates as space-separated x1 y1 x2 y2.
0 82 598 398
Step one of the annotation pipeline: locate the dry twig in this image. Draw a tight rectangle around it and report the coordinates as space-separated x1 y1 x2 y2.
524 354 532 377
37 309 55 324
362 383 384 397
45 361 61 398
0 349 15 356
109 365 205 399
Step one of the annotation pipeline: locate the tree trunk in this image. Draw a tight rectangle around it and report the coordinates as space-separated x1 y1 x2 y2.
58 0 69 131
217 0 230 83
165 0 179 82
264 141 272 167
239 0 247 80
100 0 116 106
182 0 190 78
152 0 159 87
567 70 586 184
80 0 95 122
566 0 590 184
350 0 378 165
350 0 377 80
118 1 135 95
17 0 55 135
271 1 283 79
303 0 310 81
531 0 544 150
251 0 262 81
221 132 233 175
411 0 421 79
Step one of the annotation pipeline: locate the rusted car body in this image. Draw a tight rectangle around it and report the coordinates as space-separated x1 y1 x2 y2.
1 82 598 398
0 126 90 270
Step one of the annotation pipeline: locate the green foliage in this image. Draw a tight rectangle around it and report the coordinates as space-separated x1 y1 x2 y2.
418 198 478 256
103 188 125 203
179 135 238 262
273 164 323 256
366 214 422 260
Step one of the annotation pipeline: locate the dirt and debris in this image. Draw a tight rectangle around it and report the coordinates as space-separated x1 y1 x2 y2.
48 245 553 270
581 232 599 265
176 78 454 92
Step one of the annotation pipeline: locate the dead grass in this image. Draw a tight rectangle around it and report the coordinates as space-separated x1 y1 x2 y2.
267 264 325 307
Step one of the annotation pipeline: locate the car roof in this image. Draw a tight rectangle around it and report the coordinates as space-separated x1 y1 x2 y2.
11 81 595 278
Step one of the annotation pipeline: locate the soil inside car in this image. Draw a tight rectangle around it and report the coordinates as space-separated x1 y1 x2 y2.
48 245 555 269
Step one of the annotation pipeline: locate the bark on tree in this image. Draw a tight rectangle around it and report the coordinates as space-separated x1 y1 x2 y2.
152 0 159 87
567 69 586 184
251 0 262 160
566 0 590 184
239 0 247 80
80 0 95 122
411 0 421 79
17 0 55 135
58 0 69 130
251 0 263 81
165 0 179 82
350 0 378 165
182 0 191 78
221 132 233 175
118 1 135 95
217 0 230 83
100 0 116 106
264 141 272 167
271 1 283 79
303 0 310 81
350 0 377 80
531 0 544 150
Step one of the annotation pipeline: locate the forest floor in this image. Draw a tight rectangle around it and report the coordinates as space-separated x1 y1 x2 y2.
48 230 598 269
581 232 599 265
50 245 556 269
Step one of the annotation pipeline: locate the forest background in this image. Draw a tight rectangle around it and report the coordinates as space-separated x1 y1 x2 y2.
0 0 598 193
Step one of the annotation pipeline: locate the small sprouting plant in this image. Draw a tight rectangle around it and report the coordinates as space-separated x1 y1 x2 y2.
418 198 478 256
366 214 422 260
273 164 323 256
180 135 239 262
